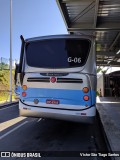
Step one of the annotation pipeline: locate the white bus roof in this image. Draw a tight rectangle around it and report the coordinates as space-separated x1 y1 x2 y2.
25 34 93 43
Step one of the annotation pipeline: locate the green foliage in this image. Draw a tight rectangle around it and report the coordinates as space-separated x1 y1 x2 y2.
97 66 110 74
96 91 100 96
0 70 15 102
97 68 102 73
101 70 107 74
0 62 9 70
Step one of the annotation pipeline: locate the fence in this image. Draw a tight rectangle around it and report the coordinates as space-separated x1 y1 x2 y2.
0 57 19 70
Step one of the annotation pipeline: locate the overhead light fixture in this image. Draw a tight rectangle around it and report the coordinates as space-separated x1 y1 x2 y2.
116 49 120 55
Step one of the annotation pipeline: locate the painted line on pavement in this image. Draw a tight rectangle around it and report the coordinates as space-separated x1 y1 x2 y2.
0 104 18 111
37 118 42 122
0 121 28 140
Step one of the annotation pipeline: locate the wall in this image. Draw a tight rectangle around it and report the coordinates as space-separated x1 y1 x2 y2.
97 74 104 96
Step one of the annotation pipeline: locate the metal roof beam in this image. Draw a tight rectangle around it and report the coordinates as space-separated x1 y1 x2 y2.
71 1 95 23
62 0 91 2
97 22 120 29
68 27 120 31
109 32 120 51
93 0 99 28
69 22 120 31
56 0 70 28
96 51 116 56
69 23 94 29
97 61 120 66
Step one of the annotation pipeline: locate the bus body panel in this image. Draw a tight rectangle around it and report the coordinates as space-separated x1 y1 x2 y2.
87 75 97 105
20 73 94 110
14 85 20 99
20 72 96 123
19 35 96 123
19 100 96 123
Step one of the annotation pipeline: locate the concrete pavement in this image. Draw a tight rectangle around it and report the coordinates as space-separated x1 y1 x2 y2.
0 103 109 160
1 99 120 159
97 97 120 160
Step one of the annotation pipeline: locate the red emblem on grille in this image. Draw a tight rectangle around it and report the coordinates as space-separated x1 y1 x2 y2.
50 77 56 83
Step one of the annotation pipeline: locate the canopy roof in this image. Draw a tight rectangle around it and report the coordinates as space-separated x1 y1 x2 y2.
57 0 120 67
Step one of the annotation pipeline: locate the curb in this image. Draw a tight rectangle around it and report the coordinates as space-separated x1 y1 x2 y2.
96 109 115 160
0 101 19 109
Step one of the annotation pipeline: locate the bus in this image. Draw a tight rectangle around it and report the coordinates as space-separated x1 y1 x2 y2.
14 63 20 99
18 34 96 123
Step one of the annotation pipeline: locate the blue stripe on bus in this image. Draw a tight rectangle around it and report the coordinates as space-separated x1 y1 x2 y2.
20 88 96 106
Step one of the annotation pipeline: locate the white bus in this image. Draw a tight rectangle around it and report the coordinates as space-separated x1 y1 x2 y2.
18 34 96 123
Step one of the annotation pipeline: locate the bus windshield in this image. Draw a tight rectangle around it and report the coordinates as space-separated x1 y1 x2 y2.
25 38 91 68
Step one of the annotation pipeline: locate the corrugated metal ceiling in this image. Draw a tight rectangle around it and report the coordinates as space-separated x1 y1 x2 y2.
57 0 120 67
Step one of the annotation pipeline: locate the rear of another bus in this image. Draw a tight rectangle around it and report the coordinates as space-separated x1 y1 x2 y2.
19 35 96 123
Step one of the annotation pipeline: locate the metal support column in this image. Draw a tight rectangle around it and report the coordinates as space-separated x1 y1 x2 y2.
10 0 12 102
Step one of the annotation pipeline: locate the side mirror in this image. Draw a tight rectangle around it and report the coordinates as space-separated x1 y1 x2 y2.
14 64 19 85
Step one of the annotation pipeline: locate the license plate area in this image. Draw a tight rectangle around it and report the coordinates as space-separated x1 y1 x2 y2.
46 99 59 104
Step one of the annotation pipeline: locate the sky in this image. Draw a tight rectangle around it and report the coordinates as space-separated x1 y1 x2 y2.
0 0 68 60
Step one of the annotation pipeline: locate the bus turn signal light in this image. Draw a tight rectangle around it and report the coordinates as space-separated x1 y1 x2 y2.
22 92 26 97
22 85 27 90
83 87 89 93
83 96 89 101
